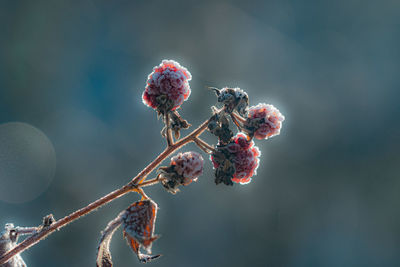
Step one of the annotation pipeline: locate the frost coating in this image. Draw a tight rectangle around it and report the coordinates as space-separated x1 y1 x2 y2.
246 103 285 140
170 151 204 182
142 60 192 112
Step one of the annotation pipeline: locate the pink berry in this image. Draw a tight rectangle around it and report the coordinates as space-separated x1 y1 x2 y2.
211 133 261 185
170 151 204 184
142 60 192 112
231 134 260 184
246 103 285 140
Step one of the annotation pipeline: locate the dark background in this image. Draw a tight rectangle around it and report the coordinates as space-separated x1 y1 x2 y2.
1 0 399 266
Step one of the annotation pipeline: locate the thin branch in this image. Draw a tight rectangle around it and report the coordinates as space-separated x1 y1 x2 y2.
164 112 174 146
194 137 215 154
139 177 165 188
231 111 246 124
230 113 243 132
0 111 218 265
15 227 38 236
194 139 212 154
136 186 149 200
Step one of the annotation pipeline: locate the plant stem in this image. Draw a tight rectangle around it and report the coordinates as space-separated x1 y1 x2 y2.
0 114 214 265
231 111 246 124
193 137 215 154
230 114 243 132
139 177 165 188
164 112 174 146
15 227 38 236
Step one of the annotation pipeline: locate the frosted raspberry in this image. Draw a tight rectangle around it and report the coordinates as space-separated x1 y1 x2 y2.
211 133 260 185
159 151 204 194
245 103 285 140
231 145 260 184
170 151 204 183
142 60 192 113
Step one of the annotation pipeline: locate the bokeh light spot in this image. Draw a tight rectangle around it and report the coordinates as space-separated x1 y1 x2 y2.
0 122 56 203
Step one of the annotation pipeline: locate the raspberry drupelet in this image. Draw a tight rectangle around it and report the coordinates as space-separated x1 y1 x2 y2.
245 103 285 140
142 60 192 113
211 133 260 185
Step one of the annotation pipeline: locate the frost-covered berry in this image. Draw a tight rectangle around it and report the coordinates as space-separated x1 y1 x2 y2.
170 151 204 183
211 133 260 185
245 103 285 140
142 60 192 113
159 151 204 194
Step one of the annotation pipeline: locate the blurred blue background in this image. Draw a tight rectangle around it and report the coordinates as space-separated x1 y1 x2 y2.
0 0 399 266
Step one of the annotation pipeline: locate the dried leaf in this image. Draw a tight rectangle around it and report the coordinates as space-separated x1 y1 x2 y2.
124 232 161 263
96 216 122 267
122 200 161 263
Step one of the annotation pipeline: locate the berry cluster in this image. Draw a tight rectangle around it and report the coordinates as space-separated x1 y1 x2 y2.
206 87 284 186
141 61 284 187
97 60 285 266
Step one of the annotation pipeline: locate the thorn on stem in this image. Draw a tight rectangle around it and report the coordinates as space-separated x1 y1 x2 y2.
42 214 55 228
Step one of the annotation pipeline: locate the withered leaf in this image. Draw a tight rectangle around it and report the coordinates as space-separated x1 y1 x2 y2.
124 231 161 263
121 199 161 263
96 215 122 267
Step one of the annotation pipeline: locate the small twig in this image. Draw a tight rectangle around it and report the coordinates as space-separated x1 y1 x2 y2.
194 139 212 154
139 177 165 188
230 113 243 132
194 137 215 154
136 188 150 200
231 111 246 124
14 227 38 236
164 112 174 147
